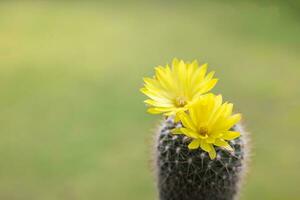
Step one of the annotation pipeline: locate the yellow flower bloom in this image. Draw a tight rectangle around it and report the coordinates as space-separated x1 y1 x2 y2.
141 58 218 116
175 94 241 159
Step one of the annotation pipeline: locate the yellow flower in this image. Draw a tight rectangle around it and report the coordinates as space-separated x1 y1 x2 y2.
141 58 218 116
175 94 241 159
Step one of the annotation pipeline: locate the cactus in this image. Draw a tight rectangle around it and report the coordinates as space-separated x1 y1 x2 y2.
140 59 250 200
154 117 249 200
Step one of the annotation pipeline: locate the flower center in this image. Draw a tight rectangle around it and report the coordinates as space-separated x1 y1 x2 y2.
175 96 187 107
198 127 208 137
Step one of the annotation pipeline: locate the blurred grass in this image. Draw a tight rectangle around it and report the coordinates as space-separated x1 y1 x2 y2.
0 1 299 200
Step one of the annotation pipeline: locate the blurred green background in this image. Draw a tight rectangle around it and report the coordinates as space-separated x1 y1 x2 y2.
0 1 299 200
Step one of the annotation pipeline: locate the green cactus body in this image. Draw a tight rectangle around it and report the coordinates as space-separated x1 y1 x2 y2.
155 117 249 200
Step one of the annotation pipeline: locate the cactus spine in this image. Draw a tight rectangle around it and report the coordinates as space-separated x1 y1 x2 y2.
154 117 249 200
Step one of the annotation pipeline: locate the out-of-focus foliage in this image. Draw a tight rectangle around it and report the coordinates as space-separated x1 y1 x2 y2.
0 1 299 200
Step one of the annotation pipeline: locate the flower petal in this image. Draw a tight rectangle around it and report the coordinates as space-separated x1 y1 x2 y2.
214 139 229 147
177 111 197 131
200 140 213 153
222 131 240 140
180 128 199 139
188 139 200 149
206 137 215 143
208 147 217 159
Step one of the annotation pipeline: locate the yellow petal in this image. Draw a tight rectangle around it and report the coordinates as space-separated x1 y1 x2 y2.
214 139 229 147
212 113 241 132
147 107 174 114
222 145 234 152
223 103 233 118
208 147 217 159
147 108 163 114
189 97 211 125
141 88 171 103
177 111 197 131
155 66 175 91
205 71 215 80
222 131 240 140
144 99 173 107
191 63 207 85
215 94 223 107
197 78 218 94
208 99 226 127
210 131 223 138
187 60 198 78
172 58 179 67
189 101 200 126
188 139 200 149
200 140 213 153
206 137 215 143
224 114 242 130
180 128 199 139
171 128 182 135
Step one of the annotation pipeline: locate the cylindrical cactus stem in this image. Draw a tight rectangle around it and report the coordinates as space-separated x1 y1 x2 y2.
154 117 249 200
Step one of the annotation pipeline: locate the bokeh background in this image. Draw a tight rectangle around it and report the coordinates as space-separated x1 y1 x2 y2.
0 1 299 199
